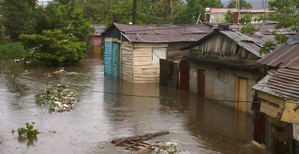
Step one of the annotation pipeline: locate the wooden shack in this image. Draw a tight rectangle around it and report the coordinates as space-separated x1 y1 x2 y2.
101 23 212 83
181 28 275 112
252 32 299 153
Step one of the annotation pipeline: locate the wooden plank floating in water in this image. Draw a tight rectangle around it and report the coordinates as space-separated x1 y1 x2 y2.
111 131 169 151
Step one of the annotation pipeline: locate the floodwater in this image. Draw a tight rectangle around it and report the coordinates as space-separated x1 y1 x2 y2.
0 55 265 154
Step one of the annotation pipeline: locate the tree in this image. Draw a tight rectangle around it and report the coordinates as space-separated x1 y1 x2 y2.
227 0 252 9
0 0 38 41
173 0 223 24
224 11 233 23
268 0 299 29
33 0 94 43
21 30 87 65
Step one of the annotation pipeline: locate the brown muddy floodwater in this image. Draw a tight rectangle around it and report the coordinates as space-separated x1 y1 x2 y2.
0 56 265 154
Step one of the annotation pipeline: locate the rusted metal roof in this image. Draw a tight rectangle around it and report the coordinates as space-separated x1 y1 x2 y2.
105 23 212 43
253 67 299 101
258 31 299 67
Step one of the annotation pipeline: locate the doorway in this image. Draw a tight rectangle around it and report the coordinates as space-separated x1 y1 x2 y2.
235 77 247 112
197 69 205 97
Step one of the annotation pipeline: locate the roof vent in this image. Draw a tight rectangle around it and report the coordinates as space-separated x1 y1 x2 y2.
218 23 231 30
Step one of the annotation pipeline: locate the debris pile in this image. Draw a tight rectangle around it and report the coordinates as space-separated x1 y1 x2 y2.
111 131 179 154
36 84 79 112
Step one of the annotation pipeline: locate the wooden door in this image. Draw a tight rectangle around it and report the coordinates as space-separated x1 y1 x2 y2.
197 69 205 97
112 42 119 77
179 60 190 91
104 41 113 75
253 112 266 145
235 77 247 112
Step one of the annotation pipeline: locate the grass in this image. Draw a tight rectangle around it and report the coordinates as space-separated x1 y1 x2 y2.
0 42 26 59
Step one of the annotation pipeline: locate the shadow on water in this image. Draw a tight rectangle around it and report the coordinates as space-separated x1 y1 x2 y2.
0 55 265 154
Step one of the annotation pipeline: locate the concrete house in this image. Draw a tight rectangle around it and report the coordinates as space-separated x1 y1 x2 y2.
180 24 281 113
205 8 274 24
101 23 212 83
252 32 299 154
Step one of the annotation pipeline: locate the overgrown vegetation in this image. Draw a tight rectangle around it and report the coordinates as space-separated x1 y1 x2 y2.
274 33 289 44
240 24 258 35
21 30 86 65
225 10 233 23
0 42 26 59
17 122 39 138
259 41 276 55
239 14 252 24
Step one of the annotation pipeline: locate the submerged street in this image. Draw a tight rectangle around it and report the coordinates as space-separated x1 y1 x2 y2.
0 56 264 154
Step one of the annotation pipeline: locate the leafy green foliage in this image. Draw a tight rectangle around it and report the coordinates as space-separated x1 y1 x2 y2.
225 11 233 23
21 30 87 65
240 24 258 35
274 33 288 44
33 0 94 43
259 41 276 55
17 122 39 138
239 14 252 24
227 0 252 9
0 0 38 41
0 42 25 59
267 0 299 29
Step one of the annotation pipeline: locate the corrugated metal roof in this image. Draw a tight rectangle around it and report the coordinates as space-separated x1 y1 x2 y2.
210 8 274 13
110 23 212 43
93 25 106 36
253 67 299 101
258 31 299 67
220 30 267 57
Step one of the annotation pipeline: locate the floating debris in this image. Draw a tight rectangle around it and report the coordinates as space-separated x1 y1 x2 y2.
36 84 79 112
111 131 172 153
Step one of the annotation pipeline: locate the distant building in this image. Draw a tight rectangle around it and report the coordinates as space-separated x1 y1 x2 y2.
101 23 212 83
91 25 105 56
205 8 274 24
252 31 299 154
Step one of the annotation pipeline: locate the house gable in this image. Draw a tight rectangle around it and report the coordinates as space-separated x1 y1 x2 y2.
189 31 259 60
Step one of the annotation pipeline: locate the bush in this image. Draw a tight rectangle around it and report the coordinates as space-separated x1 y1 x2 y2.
0 42 26 59
259 41 276 55
239 14 252 24
17 122 39 138
240 24 258 35
275 33 288 44
21 29 87 65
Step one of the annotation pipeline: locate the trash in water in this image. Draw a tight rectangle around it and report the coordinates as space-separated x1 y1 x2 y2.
36 84 79 112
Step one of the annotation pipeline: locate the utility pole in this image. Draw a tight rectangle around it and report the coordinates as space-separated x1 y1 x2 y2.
238 0 240 23
132 0 137 24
